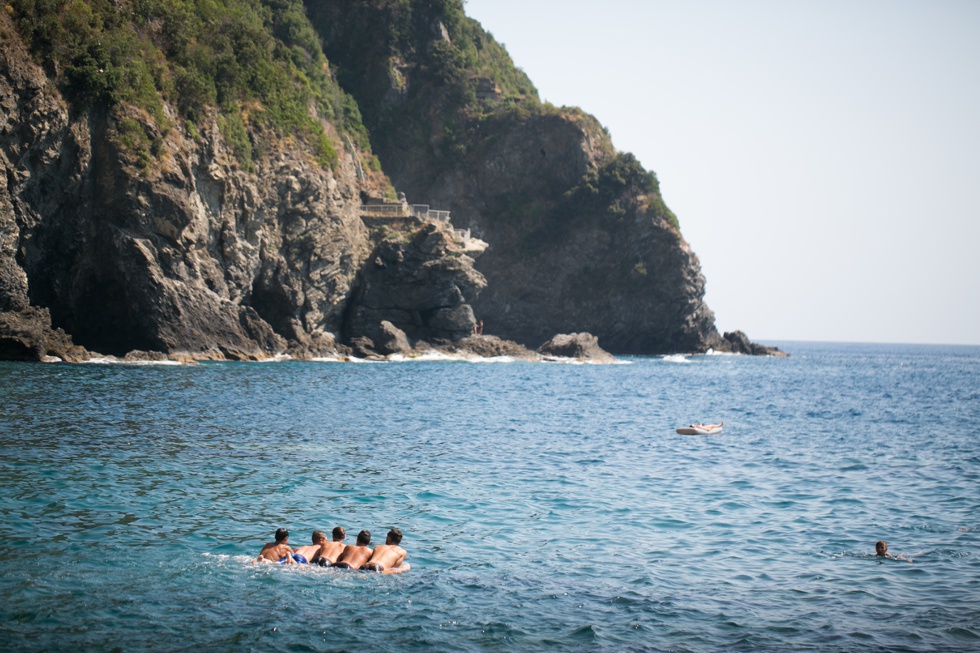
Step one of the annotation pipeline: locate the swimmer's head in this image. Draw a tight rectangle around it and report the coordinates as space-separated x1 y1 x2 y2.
875 540 887 556
275 528 289 543
356 530 371 546
387 528 403 545
332 526 346 541
312 530 326 543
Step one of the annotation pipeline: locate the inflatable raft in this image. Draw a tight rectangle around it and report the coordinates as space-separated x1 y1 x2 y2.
676 425 723 435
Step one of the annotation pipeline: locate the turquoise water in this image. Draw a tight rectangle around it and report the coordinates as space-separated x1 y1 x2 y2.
1 342 978 652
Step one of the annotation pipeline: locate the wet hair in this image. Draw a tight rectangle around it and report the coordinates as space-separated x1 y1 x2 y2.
875 540 887 555
275 528 289 543
332 526 346 541
312 530 326 543
356 530 371 546
387 528 403 545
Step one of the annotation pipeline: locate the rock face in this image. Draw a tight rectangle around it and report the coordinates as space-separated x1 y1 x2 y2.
0 13 485 361
0 5 778 361
430 121 719 354
314 1 722 355
0 21 88 362
344 222 486 347
0 19 350 359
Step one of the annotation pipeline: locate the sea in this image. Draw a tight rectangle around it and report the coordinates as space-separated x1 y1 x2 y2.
1 341 978 652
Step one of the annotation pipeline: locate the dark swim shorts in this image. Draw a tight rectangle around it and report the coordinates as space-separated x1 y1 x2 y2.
331 562 353 569
279 553 308 564
311 556 330 567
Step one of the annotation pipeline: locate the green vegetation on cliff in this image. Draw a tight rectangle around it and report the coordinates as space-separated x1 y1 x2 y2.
312 0 679 233
309 0 539 169
8 0 370 169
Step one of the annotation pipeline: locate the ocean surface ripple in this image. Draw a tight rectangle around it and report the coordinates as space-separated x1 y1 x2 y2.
1 342 978 652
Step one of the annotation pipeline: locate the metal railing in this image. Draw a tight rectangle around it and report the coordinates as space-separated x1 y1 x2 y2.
360 203 452 222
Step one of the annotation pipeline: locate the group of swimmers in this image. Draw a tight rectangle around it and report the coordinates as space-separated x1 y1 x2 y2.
256 527 905 573
255 526 410 574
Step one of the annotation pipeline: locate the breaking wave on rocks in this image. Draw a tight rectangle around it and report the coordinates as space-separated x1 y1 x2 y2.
81 356 185 366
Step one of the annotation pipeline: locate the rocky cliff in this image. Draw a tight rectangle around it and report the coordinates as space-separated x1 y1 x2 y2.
0 1 777 361
0 8 484 361
312 0 723 354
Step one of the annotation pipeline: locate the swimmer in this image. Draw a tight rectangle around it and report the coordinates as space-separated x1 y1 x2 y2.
255 528 296 564
875 540 913 562
291 530 330 565
311 526 347 566
331 530 373 570
362 528 411 574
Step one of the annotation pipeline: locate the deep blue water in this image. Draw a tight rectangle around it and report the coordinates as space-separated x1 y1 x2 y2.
1 342 978 652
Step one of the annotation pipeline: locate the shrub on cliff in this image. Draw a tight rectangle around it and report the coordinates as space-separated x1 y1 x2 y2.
311 0 537 166
570 153 660 207
8 0 367 170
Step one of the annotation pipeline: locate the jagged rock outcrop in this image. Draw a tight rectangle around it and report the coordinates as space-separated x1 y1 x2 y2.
538 332 615 362
373 320 413 355
717 330 786 356
344 221 486 348
0 306 87 361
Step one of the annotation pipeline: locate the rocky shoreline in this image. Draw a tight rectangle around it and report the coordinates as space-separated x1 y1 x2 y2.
0 8 785 365
21 328 785 366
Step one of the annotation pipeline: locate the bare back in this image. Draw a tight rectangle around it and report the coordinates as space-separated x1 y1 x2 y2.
335 544 373 569
316 540 346 564
292 544 322 560
256 541 292 563
363 544 406 571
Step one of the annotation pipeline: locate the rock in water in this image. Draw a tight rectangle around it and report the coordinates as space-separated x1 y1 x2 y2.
538 333 616 361
374 321 412 355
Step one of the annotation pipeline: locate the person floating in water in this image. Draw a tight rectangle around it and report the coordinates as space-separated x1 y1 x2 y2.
311 526 347 566
332 530 373 569
255 528 299 564
362 528 410 574
875 540 913 562
291 530 330 565
691 421 723 430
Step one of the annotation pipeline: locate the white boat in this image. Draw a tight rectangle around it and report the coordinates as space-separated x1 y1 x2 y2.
676 425 723 435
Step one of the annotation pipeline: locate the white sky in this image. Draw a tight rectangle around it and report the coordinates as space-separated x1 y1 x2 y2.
464 0 980 345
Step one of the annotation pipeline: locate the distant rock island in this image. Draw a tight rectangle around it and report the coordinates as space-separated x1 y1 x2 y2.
0 1 781 362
